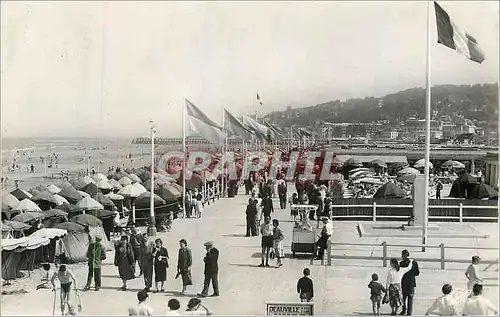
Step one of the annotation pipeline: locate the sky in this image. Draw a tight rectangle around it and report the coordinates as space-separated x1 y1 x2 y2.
1 1 498 138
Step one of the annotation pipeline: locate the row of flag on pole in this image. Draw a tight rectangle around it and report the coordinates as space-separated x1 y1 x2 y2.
184 2 485 146
185 99 312 144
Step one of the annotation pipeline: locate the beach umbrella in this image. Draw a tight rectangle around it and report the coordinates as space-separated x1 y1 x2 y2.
2 220 31 231
32 191 59 205
132 182 147 194
134 168 150 182
46 184 62 194
13 199 42 212
92 173 108 183
118 176 133 186
373 182 406 199
370 159 387 168
397 174 417 184
457 173 479 184
41 209 68 218
71 176 93 190
354 177 384 185
70 214 102 227
441 160 465 169
118 184 142 198
78 190 90 198
105 193 124 200
83 183 100 196
397 167 421 176
128 173 142 183
76 196 104 210
344 157 363 167
12 211 45 223
469 183 498 199
156 184 182 201
52 194 69 206
58 187 84 204
58 203 80 213
10 188 32 200
96 180 113 190
91 192 115 209
57 181 75 191
350 170 375 179
108 170 129 181
134 192 166 209
30 228 67 239
144 179 160 191
108 179 123 190
86 209 115 219
414 159 433 169
55 221 85 232
2 193 19 210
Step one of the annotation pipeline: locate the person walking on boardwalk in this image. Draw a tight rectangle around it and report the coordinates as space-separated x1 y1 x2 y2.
272 219 285 268
141 233 155 292
315 217 333 260
368 273 386 316
386 258 404 315
465 256 482 294
115 235 136 291
129 227 143 276
277 179 287 209
259 217 274 267
297 268 314 302
51 264 78 316
198 241 219 297
399 250 420 316
245 198 258 237
261 195 274 219
177 239 193 294
152 238 169 293
83 236 106 291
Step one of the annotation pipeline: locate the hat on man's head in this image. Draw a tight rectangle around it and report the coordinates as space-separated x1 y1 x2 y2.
204 241 214 248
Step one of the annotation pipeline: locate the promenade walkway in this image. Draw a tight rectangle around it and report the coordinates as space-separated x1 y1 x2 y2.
1 193 498 315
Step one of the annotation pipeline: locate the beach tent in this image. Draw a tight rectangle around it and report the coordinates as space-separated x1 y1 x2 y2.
77 190 90 198
71 177 93 190
370 159 387 168
10 188 32 200
76 197 104 211
118 176 133 186
83 183 100 196
13 199 42 212
156 184 182 201
41 209 68 219
2 220 31 232
108 171 129 181
108 179 123 190
468 183 498 200
91 192 115 210
12 212 45 224
344 157 363 168
105 193 124 213
57 181 75 191
373 182 406 199
46 184 62 194
31 191 59 210
30 228 68 263
92 173 108 183
53 222 88 263
58 187 84 204
52 194 69 206
1 236 50 280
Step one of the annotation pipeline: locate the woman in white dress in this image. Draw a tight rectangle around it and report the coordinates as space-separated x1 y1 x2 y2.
386 258 413 315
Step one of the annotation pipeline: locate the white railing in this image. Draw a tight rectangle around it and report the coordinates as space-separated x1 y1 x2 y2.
330 202 498 222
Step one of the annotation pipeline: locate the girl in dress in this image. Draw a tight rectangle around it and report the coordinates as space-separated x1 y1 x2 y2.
386 258 413 315
153 238 169 293
272 219 285 268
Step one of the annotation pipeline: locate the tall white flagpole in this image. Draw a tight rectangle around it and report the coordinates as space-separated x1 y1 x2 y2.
148 120 156 236
422 0 432 252
221 107 226 197
182 100 186 218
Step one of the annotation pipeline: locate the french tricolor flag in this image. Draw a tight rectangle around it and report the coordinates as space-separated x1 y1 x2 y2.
434 1 485 64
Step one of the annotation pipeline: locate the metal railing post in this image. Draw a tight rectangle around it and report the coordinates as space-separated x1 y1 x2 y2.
440 243 445 269
327 240 332 266
382 241 387 267
372 202 377 222
459 203 463 223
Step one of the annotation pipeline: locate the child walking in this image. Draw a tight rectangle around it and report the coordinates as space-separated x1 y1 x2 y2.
297 268 314 302
368 273 386 316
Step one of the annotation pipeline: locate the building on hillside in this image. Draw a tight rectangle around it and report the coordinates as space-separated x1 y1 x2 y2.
319 122 383 140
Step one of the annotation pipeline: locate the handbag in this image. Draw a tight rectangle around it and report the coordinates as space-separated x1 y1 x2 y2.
269 249 275 260
382 292 389 304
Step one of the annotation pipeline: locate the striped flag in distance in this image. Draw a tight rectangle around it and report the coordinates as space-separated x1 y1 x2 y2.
434 1 485 64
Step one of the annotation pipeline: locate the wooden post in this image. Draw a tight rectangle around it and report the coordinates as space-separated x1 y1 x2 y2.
327 240 332 266
372 202 377 222
440 243 445 269
382 241 387 267
459 203 463 223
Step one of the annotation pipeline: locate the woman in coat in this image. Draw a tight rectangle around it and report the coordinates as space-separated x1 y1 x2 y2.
177 238 193 294
115 235 135 291
153 238 169 292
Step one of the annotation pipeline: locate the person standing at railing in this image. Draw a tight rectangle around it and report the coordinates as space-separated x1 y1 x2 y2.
400 249 420 316
465 256 482 294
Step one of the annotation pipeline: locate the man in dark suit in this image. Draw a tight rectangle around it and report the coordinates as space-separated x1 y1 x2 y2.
399 249 420 316
198 241 219 297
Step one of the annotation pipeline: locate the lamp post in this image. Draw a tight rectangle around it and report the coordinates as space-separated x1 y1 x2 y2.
147 120 157 237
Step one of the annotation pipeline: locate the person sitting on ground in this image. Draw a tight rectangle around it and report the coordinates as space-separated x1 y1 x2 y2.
166 299 182 316
297 268 314 303
185 298 213 316
51 264 78 316
368 273 386 316
462 284 498 316
128 290 153 316
424 284 458 316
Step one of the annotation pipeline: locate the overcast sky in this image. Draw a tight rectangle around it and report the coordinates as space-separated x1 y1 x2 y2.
1 1 498 138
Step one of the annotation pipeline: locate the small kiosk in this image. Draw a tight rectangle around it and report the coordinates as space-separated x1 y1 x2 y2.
290 204 318 258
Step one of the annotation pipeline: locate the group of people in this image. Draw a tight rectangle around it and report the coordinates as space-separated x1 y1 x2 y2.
366 251 498 316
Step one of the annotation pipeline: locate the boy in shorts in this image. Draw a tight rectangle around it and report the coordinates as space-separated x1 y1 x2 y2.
368 273 386 316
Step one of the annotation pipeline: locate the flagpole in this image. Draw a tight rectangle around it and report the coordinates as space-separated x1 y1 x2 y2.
182 99 186 218
222 107 226 197
422 0 432 252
